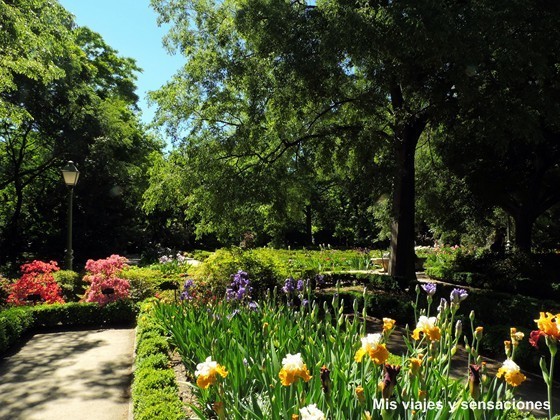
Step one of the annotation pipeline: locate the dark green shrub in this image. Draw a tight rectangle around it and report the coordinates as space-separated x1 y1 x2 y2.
53 270 83 302
0 275 12 307
0 307 34 353
322 272 400 292
133 368 177 391
426 248 560 299
133 300 185 420
101 300 137 325
191 249 212 262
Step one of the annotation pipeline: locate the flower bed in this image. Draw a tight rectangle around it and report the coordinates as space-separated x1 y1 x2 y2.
151 278 558 419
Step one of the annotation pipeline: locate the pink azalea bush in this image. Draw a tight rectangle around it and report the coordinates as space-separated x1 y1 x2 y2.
8 260 64 305
83 255 130 305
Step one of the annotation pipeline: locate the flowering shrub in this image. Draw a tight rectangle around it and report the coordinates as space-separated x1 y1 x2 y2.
156 252 190 275
7 260 64 305
83 255 130 305
152 279 544 419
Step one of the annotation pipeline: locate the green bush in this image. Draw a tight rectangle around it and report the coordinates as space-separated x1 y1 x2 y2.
133 390 185 420
53 270 83 302
136 353 170 371
120 266 183 301
191 249 212 262
29 301 136 328
425 248 560 299
194 247 286 296
0 275 12 307
132 300 185 420
0 307 34 353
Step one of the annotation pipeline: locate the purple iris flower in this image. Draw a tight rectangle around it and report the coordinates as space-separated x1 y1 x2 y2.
226 270 252 301
450 288 468 304
296 279 305 292
249 301 259 311
421 283 437 296
180 279 195 301
282 277 297 294
315 274 325 287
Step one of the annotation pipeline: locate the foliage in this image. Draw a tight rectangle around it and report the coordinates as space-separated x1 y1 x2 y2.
194 247 383 296
152 284 536 419
132 300 185 420
82 255 131 305
425 247 560 299
31 300 136 328
415 141 496 247
0 307 34 354
0 275 11 307
53 270 84 302
0 2 159 268
432 0 560 252
193 248 285 296
148 0 485 276
120 266 172 302
7 260 64 306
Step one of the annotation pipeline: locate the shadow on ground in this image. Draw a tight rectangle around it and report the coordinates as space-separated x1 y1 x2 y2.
0 329 134 420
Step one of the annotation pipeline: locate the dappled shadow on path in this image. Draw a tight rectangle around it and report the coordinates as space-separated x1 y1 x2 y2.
0 329 133 420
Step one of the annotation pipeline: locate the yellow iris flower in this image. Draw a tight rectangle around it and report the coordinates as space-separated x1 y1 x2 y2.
497 359 526 387
412 316 441 342
279 353 312 386
355 333 389 364
195 356 228 389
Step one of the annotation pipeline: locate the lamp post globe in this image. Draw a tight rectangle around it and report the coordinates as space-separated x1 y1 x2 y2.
61 161 79 270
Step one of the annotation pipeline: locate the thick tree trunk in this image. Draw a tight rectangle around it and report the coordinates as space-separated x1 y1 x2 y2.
388 134 417 284
388 118 427 286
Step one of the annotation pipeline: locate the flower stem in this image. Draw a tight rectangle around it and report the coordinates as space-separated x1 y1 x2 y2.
548 353 554 419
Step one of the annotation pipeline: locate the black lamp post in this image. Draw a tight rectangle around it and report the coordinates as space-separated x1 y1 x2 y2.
61 161 79 270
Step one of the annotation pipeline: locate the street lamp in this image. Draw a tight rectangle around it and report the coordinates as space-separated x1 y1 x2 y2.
61 161 79 270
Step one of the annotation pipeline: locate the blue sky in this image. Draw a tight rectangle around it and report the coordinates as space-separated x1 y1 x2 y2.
58 0 184 126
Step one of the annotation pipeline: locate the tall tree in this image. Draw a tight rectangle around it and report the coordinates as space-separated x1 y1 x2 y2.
0 2 158 267
150 0 479 282
436 0 560 252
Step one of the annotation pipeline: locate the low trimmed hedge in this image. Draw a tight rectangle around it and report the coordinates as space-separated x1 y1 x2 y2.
132 300 184 420
0 300 137 356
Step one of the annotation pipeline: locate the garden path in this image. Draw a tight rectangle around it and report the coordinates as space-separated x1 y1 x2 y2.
0 328 135 420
